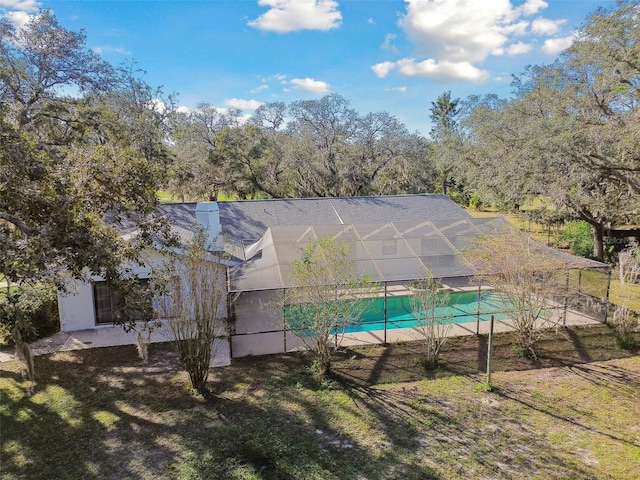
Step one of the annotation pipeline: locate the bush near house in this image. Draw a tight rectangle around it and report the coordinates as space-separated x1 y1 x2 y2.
0 284 59 346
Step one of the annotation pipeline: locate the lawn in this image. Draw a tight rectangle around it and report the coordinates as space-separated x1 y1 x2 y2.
1 325 639 480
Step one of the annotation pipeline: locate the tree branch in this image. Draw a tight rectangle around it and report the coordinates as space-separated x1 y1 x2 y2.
0 212 33 235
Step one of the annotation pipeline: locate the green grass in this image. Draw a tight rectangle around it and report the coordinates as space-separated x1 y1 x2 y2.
610 280 640 312
157 190 182 203
157 191 250 204
2 325 639 479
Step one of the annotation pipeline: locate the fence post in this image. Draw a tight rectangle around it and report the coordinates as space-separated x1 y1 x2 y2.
476 285 481 334
384 282 388 345
563 270 570 326
604 269 612 324
486 315 495 387
282 289 287 353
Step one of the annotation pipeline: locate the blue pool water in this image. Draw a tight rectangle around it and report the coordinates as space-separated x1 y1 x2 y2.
344 291 510 333
286 291 513 334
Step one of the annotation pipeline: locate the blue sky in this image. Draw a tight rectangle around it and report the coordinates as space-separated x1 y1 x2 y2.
1 0 615 136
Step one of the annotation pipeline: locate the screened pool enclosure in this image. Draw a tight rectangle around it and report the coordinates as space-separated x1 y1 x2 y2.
227 217 610 358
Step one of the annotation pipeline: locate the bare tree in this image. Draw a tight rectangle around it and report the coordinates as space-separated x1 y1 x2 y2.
618 242 640 286
464 230 573 358
284 236 373 379
409 278 453 369
154 230 227 393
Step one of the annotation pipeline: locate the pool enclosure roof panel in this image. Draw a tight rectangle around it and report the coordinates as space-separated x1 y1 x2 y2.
228 216 607 292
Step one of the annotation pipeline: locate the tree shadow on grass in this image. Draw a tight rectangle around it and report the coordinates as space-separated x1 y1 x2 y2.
563 362 640 399
0 345 442 480
493 380 640 450
1 329 631 480
331 370 596 480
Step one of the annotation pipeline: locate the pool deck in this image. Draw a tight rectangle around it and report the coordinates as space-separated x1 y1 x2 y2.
0 324 231 366
337 307 602 349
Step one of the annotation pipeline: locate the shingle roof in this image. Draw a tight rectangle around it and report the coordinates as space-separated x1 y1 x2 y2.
215 194 470 243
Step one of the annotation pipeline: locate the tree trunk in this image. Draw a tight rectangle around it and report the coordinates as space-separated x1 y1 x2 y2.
592 223 605 261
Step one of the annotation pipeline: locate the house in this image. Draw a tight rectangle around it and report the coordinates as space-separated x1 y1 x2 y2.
56 194 610 366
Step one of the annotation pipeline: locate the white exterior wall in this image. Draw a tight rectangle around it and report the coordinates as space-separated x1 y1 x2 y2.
56 248 231 367
57 279 97 332
57 248 160 332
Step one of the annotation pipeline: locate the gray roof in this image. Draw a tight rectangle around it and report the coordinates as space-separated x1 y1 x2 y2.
216 194 470 243
154 194 470 244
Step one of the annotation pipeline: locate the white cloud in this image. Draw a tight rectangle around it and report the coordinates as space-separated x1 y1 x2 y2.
225 98 264 111
385 86 407 92
506 41 532 55
92 46 133 56
518 0 547 16
0 0 40 12
2 9 31 29
373 0 568 82
501 20 529 36
371 61 396 78
381 33 399 54
396 58 488 82
374 58 487 82
248 0 341 33
250 85 269 94
290 77 330 93
149 99 166 114
399 0 544 64
542 35 573 55
531 17 565 35
0 0 40 30
176 106 191 114
259 73 287 84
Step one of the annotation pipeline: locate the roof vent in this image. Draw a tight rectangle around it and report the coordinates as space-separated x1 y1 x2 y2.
195 202 221 245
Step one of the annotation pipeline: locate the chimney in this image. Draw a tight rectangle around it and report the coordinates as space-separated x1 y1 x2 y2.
195 202 221 246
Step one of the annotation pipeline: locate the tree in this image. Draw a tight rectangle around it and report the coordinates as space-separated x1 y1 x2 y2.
561 0 640 195
154 230 228 393
429 90 460 139
286 94 358 197
167 104 241 200
284 236 373 378
451 2 640 258
409 278 453 369
1 11 170 374
165 94 436 200
212 125 288 198
429 91 461 196
249 101 287 131
456 78 635 259
464 230 576 358
284 94 435 197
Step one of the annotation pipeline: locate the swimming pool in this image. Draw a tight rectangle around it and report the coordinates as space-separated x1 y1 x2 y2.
286 290 513 334
344 291 511 333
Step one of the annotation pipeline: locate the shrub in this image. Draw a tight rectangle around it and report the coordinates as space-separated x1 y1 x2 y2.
468 192 483 211
0 283 59 345
560 220 594 258
611 304 639 350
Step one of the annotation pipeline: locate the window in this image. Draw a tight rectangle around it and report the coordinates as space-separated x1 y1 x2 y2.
93 278 150 325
